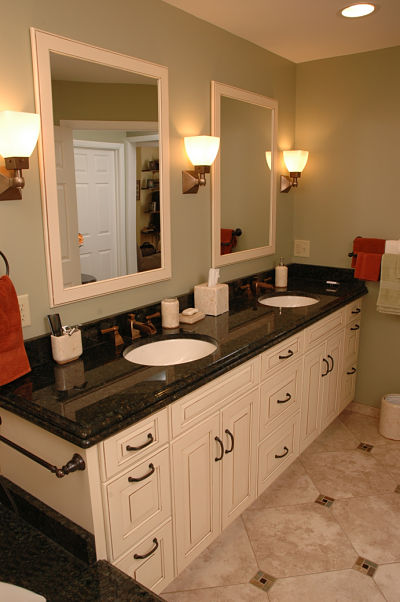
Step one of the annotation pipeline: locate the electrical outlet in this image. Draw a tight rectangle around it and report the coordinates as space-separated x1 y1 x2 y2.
17 294 31 327
294 239 310 257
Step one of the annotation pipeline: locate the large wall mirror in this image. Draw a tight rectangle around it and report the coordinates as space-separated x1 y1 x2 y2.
31 28 171 306
211 81 277 267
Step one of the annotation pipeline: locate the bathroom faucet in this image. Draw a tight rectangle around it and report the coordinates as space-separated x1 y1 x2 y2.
100 325 124 347
128 312 160 340
252 277 274 296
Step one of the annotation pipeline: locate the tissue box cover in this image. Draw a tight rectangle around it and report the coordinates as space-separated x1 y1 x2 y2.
194 283 229 316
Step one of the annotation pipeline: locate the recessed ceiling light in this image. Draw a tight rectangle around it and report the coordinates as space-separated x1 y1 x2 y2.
341 3 376 18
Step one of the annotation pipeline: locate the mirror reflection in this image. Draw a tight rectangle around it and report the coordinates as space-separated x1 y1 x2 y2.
50 53 160 287
211 81 277 267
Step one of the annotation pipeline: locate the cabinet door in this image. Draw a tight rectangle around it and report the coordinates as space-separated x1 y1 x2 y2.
320 331 344 431
172 413 221 574
300 343 325 451
339 361 358 413
221 389 258 529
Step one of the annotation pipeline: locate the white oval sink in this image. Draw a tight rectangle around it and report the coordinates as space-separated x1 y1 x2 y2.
258 294 319 308
0 583 45 601
123 337 217 366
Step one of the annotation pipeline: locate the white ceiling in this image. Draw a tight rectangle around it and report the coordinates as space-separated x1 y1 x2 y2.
161 0 400 63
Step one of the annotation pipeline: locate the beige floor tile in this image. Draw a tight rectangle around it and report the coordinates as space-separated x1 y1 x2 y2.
348 401 380 418
300 449 397 499
268 569 385 602
372 445 400 482
163 583 269 601
249 460 319 510
164 518 258 592
301 417 359 456
373 562 400 602
242 502 356 578
339 411 389 445
333 494 400 563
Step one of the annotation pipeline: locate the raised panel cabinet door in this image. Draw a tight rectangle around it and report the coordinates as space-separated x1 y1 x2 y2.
300 343 325 452
339 361 358 413
320 331 344 431
221 388 259 529
172 413 221 574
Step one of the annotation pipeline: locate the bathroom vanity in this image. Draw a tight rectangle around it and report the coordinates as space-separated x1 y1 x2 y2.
0 265 366 595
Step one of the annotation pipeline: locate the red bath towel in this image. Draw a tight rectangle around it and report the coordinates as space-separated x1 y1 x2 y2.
351 237 385 268
354 251 383 281
0 275 31 386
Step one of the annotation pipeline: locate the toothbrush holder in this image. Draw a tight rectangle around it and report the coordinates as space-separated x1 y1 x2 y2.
51 330 83 365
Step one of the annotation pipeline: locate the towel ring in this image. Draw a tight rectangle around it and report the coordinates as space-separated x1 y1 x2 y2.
0 251 10 276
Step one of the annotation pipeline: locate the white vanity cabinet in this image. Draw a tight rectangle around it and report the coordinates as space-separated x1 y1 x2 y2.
339 299 363 413
170 359 260 573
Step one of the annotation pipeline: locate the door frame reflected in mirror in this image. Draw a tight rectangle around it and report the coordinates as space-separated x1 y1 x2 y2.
211 81 277 267
30 28 171 306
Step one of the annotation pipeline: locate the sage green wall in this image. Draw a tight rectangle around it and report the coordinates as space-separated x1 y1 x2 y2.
294 46 400 407
0 0 295 338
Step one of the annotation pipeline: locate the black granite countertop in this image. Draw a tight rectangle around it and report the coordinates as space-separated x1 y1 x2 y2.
0 503 164 601
0 265 367 448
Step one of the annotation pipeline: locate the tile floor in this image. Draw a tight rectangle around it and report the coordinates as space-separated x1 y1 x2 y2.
162 403 400 601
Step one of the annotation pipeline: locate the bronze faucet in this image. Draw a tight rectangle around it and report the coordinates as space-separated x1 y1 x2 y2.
128 312 160 340
252 277 274 296
101 325 124 347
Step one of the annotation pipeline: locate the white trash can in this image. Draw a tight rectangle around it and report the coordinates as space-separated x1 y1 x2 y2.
379 394 400 440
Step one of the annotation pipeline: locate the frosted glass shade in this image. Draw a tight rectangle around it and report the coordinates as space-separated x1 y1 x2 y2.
265 151 272 170
0 111 40 158
283 150 309 173
341 3 375 18
184 136 220 166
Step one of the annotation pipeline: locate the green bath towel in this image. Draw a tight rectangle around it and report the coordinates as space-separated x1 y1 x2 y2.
377 254 400 314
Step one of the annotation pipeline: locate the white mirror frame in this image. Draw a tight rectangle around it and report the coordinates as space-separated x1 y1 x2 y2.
211 81 277 267
30 28 171 306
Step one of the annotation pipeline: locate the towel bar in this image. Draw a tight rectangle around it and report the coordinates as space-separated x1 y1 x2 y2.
0 417 85 478
0 251 9 275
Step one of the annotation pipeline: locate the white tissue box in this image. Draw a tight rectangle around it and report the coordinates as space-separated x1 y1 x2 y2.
194 283 229 316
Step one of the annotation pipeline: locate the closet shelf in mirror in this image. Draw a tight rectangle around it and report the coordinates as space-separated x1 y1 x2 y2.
141 169 159 173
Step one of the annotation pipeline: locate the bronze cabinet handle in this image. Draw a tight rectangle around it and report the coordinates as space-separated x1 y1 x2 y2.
327 354 334 373
350 324 360 331
128 463 155 482
322 357 330 377
126 433 154 452
279 349 294 360
225 429 234 454
275 446 289 459
351 308 361 314
134 538 159 560
347 367 357 375
215 436 224 461
277 393 292 404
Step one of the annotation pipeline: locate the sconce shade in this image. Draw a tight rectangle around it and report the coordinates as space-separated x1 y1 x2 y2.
283 150 308 174
0 111 40 158
184 136 220 166
265 151 272 170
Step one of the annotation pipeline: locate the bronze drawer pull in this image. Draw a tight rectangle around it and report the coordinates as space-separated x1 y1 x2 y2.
277 393 292 404
351 308 361 314
322 357 330 377
126 433 154 452
347 367 357 375
225 429 234 454
275 446 289 459
327 354 334 373
128 463 155 482
134 538 159 560
278 349 294 360
215 436 224 461
350 324 360 331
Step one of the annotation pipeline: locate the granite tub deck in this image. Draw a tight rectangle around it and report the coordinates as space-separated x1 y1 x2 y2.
0 265 367 448
0 503 163 601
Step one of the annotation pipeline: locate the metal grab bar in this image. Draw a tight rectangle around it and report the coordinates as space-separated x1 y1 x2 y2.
0 251 10 275
0 418 85 478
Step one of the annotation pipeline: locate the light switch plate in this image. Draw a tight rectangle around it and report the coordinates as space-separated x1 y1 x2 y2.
294 239 310 257
17 294 31 327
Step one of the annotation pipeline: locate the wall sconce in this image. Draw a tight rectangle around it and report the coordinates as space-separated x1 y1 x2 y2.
182 135 220 194
280 150 309 193
0 111 40 201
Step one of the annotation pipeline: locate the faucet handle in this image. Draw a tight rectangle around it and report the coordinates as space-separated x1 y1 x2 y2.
145 311 160 334
101 325 124 347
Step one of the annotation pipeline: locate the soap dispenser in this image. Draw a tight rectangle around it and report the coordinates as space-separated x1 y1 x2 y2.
275 257 288 288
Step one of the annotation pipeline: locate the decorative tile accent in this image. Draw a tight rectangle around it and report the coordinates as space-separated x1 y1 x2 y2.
353 556 378 577
250 570 276 592
358 442 374 452
315 494 335 507
395 485 400 494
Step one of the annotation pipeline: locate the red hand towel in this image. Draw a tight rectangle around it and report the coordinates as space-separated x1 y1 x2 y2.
351 237 385 268
354 251 382 281
0 275 31 386
221 229 237 255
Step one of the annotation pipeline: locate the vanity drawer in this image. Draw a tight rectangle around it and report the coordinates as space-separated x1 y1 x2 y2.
343 317 361 362
114 520 174 595
170 357 260 438
345 299 363 324
259 360 303 440
105 447 171 560
304 308 345 351
257 412 300 495
101 408 169 481
260 332 304 379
